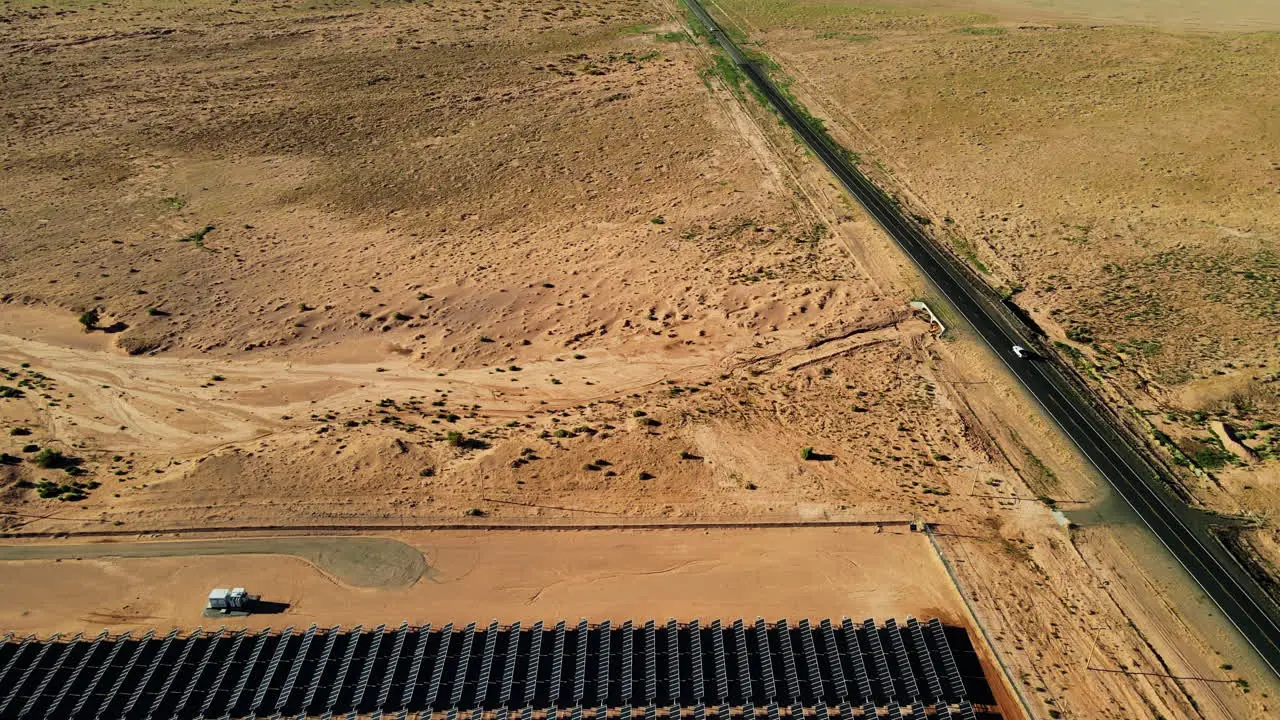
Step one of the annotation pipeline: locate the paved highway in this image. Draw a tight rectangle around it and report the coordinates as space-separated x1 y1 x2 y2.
680 0 1280 677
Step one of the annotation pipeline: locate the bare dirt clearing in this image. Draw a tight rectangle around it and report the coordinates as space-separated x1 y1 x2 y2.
0 528 960 636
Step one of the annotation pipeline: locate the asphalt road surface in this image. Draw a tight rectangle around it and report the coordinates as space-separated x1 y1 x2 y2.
680 0 1280 677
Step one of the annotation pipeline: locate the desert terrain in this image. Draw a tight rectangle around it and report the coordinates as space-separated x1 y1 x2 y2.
0 0 1277 718
703 0 1280 632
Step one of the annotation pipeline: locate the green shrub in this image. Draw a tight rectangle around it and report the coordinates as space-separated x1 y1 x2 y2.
1066 326 1094 343
1194 445 1234 470
800 446 815 461
33 448 66 469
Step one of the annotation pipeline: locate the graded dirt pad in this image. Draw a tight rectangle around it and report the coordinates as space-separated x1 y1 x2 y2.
0 536 427 588
0 528 963 636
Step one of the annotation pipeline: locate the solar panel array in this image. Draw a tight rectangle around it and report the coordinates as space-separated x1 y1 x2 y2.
0 618 985 719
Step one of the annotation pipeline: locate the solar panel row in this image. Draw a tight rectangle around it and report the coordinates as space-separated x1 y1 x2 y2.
926 620 966 701
882 620 917 702
0 618 983 718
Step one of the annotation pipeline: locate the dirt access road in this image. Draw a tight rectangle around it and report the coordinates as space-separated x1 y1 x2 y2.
0 536 426 588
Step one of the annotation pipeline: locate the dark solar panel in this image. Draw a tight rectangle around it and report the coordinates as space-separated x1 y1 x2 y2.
905 619 942 703
732 620 752 703
272 620 314 712
882 620 917 701
573 617 586 702
819 620 848 702
667 619 681 706
225 627 271 717
708 621 728 704
620 621 634 706
645 620 657 705
424 623 455 711
501 622 520 708
108 631 164 719
689 620 704 703
598 621 612 707
796 620 823 703
249 626 295 717
839 619 872 705
526 622 544 710
860 620 894 704
375 622 411 711
16 631 81 718
775 619 801 703
327 625 365 714
550 621 568 708
926 620 965 701
0 634 38 711
574 619 589 704
47 629 110 719
0 616 986 718
478 620 502 709
754 619 776 702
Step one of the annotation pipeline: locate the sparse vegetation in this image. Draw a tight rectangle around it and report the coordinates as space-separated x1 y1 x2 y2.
178 224 216 251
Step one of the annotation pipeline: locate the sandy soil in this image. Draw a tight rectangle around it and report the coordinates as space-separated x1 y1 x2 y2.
0 0 980 530
0 528 963 636
1 1 1277 718
703 0 1280 515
